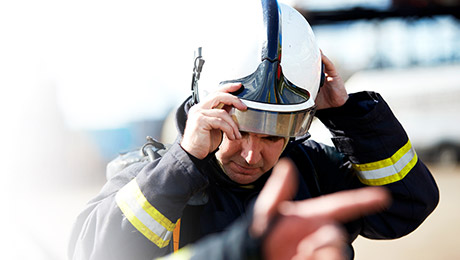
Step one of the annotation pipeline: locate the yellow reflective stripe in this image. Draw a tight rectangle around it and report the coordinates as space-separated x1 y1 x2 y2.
357 153 418 186
353 140 413 171
131 180 175 231
352 140 418 186
117 196 171 248
116 178 176 248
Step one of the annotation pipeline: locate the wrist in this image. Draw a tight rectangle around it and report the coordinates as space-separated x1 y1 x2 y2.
180 138 207 160
336 93 349 108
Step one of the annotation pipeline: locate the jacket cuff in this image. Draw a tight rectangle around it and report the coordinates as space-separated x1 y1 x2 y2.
316 91 417 186
315 91 380 129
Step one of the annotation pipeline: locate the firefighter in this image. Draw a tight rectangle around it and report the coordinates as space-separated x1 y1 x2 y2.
69 1 438 259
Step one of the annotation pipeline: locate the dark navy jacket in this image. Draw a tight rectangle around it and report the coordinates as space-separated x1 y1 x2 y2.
68 92 439 260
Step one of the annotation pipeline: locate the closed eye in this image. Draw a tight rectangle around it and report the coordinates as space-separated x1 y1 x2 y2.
263 136 284 142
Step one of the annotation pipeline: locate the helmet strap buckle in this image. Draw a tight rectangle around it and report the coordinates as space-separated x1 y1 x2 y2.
191 47 205 104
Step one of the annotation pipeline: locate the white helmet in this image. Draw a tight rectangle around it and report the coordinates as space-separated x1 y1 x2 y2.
191 0 323 137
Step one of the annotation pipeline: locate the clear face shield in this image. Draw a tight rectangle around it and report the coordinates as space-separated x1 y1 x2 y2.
221 59 317 137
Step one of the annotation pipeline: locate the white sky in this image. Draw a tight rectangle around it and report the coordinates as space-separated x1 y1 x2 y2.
1 0 457 130
1 0 212 130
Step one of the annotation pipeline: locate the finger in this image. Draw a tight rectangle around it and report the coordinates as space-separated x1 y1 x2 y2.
280 186 391 223
200 109 241 139
218 82 243 93
311 246 346 260
321 52 339 80
202 83 246 110
320 51 339 78
201 92 247 111
251 158 299 237
295 223 346 260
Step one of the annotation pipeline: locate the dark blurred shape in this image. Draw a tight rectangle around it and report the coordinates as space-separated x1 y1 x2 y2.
296 0 460 25
421 141 460 166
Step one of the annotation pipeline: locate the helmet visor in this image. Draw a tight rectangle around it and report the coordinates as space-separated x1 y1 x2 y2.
229 106 316 137
220 59 316 137
221 59 311 106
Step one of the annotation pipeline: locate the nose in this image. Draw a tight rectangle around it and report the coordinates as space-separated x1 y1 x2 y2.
241 134 262 165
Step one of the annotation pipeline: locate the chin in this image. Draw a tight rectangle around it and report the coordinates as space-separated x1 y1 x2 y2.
234 178 255 185
227 172 260 185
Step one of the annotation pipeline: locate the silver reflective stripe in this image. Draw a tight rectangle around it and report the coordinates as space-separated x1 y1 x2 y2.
353 140 418 186
116 178 175 248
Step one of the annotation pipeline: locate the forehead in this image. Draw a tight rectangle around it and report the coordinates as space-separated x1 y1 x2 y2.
240 131 286 141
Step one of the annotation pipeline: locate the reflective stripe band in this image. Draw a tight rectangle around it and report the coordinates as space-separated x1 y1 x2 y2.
116 178 176 248
352 140 418 186
173 218 181 252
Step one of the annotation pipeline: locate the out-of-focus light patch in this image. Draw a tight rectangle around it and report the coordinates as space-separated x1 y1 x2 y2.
48 0 269 130
49 0 206 130
378 19 410 67
314 21 376 70
346 64 460 148
314 15 460 72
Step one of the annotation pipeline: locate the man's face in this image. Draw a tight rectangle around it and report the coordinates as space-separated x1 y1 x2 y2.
215 131 286 184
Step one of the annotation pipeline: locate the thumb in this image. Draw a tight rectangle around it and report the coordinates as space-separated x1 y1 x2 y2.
251 158 299 237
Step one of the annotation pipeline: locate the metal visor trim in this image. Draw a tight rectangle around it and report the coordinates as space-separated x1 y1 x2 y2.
229 105 316 137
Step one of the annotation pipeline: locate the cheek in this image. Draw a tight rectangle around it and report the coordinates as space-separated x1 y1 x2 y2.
262 140 285 169
216 137 241 163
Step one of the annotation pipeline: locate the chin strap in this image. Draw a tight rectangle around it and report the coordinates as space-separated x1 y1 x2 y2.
191 47 205 105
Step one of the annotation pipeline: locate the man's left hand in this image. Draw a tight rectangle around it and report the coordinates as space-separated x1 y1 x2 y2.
315 52 348 110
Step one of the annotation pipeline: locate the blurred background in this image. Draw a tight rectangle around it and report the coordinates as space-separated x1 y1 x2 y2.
1 0 459 259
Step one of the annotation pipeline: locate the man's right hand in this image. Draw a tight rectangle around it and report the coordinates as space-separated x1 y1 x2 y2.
180 83 247 159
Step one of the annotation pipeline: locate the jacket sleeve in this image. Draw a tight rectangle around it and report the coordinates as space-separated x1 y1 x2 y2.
314 91 439 239
156 209 262 260
68 143 210 260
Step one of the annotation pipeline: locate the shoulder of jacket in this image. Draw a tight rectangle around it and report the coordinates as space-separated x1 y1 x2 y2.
106 136 169 180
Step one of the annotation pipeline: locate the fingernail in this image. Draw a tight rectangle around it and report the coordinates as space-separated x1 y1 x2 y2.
215 103 225 109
